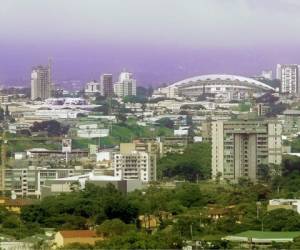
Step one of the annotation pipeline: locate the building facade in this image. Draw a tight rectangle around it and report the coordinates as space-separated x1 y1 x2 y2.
114 71 137 97
114 142 156 182
101 74 114 97
5 166 90 197
212 120 282 181
31 65 51 100
277 64 300 95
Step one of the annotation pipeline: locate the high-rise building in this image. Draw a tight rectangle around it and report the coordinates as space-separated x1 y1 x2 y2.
101 74 113 97
277 64 300 95
212 120 282 182
31 64 52 100
114 71 137 97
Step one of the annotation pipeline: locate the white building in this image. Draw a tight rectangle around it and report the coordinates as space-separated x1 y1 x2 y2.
114 151 150 182
85 81 103 95
31 64 52 100
77 124 109 138
277 64 300 95
114 71 137 97
96 151 113 162
268 199 300 214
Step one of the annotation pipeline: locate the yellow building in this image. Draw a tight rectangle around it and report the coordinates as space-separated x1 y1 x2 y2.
54 230 102 248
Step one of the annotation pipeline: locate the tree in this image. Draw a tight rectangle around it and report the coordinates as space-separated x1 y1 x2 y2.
156 118 174 129
96 219 131 237
30 120 69 136
257 164 270 181
158 143 211 181
263 209 300 231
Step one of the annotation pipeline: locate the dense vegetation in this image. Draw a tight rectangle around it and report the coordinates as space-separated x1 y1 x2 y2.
158 143 211 181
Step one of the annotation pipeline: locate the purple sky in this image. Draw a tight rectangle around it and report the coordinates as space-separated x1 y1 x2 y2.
1 0 300 87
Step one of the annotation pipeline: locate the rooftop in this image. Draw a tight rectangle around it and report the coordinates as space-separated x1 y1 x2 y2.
59 230 97 238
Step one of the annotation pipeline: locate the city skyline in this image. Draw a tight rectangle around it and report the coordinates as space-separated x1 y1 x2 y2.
1 0 300 85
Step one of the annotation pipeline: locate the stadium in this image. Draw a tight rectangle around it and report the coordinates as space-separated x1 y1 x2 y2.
157 74 275 101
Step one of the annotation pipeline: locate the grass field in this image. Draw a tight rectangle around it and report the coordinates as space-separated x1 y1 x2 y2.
235 230 300 239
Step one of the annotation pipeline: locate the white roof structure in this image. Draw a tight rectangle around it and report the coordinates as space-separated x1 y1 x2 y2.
57 172 121 182
169 74 275 91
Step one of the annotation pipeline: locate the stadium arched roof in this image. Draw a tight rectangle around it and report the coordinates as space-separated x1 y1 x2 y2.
170 74 274 91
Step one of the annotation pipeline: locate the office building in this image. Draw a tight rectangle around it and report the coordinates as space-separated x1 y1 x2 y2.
277 64 300 95
212 120 282 181
114 71 137 97
31 64 51 100
101 74 114 97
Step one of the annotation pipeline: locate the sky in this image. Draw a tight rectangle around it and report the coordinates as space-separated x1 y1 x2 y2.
1 0 300 87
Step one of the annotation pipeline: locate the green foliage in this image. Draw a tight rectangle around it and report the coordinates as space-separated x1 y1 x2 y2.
156 118 174 129
263 209 300 231
266 102 289 117
96 230 183 249
21 184 138 229
291 138 300 153
123 95 147 103
96 219 132 237
158 143 211 181
30 120 69 136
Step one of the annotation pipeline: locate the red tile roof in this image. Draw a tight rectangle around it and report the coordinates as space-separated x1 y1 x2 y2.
59 230 97 238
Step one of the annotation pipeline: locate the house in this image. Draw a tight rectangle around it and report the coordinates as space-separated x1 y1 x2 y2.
54 230 102 248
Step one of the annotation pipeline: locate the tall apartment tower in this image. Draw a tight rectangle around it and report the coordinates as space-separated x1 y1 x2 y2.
31 64 51 100
277 64 299 95
101 74 114 97
212 120 282 182
114 71 137 97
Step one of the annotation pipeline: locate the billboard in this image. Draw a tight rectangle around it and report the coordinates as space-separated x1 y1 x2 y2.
62 139 72 153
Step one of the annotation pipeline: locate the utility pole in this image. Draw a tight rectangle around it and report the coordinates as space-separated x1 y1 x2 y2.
190 223 193 240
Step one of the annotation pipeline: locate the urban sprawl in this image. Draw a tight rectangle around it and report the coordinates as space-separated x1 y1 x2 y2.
0 63 300 249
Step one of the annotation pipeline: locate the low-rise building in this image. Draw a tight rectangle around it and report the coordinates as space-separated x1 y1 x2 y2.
54 230 102 248
8 123 30 134
5 165 90 197
267 199 300 214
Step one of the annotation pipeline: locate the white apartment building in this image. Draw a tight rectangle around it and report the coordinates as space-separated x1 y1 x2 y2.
113 142 156 182
114 71 137 97
277 64 300 95
212 120 282 181
31 65 52 100
114 151 150 182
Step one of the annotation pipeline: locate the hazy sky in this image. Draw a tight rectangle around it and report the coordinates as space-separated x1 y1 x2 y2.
1 0 300 86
